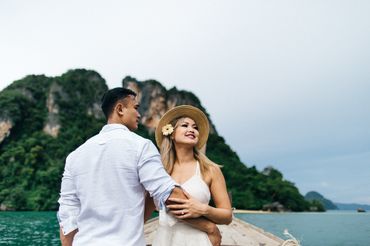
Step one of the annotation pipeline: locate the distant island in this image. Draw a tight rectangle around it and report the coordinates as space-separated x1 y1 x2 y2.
305 191 338 210
305 191 369 211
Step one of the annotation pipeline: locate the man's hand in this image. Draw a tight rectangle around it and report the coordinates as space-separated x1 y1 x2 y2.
60 228 78 246
167 186 221 245
207 225 222 246
167 190 207 219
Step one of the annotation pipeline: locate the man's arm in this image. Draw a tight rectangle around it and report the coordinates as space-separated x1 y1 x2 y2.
57 154 80 245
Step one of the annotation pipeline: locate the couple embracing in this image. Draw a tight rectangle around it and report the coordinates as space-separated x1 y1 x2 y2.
58 87 232 246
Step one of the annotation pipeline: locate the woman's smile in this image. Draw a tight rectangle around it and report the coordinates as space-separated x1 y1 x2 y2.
185 132 196 139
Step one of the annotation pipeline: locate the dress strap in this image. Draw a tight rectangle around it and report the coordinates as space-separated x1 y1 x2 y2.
195 161 201 176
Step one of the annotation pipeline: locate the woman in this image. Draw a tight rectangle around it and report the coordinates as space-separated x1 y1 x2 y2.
145 105 232 246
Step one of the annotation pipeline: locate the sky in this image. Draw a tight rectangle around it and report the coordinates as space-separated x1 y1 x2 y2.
1 0 369 204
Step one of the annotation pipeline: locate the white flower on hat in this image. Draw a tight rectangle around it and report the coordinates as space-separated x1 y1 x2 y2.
162 124 174 136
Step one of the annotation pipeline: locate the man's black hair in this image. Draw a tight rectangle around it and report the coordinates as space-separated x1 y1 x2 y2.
101 87 137 119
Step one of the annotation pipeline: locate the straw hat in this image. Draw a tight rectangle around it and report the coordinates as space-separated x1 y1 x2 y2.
155 105 210 149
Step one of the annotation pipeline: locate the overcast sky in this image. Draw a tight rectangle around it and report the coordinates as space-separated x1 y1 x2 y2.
1 0 369 204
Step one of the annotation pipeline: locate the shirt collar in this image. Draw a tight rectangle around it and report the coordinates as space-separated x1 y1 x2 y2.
100 123 129 133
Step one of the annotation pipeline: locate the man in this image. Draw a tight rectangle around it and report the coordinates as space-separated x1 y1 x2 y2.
58 88 221 246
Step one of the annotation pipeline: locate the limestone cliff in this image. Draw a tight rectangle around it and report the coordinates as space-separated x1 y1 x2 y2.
0 69 107 145
0 118 12 143
43 82 62 137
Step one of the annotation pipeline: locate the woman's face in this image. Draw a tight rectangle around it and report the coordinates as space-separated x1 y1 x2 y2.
172 117 199 147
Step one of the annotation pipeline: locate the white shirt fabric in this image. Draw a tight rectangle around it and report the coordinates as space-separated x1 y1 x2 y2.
57 124 176 246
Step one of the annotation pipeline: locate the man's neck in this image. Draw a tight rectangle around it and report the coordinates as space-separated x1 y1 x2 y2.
107 117 123 125
106 119 133 132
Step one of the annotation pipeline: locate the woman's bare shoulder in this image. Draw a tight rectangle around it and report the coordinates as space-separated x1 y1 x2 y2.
208 164 224 180
209 163 221 172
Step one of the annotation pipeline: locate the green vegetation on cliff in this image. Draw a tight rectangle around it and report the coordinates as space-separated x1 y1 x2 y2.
0 69 310 211
0 69 107 210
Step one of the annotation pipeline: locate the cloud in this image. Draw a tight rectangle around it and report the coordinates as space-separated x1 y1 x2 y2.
320 182 329 188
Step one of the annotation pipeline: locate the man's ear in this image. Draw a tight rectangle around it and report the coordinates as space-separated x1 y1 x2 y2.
116 102 126 116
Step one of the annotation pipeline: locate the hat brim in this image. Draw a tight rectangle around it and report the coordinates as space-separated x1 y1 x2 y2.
155 105 210 149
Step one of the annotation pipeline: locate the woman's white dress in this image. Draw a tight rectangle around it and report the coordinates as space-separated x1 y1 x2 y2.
152 162 212 246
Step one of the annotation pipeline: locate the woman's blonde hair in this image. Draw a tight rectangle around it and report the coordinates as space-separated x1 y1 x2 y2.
160 117 218 176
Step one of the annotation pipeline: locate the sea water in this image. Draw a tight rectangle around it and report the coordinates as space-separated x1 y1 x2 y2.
0 211 369 245
0 212 59 246
235 210 370 246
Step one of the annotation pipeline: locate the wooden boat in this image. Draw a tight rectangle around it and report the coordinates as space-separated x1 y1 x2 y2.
144 216 298 246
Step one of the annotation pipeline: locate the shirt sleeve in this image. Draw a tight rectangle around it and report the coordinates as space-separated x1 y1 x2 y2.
57 153 81 235
137 140 177 210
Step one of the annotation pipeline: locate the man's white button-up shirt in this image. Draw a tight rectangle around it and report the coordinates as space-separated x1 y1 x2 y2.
57 124 176 245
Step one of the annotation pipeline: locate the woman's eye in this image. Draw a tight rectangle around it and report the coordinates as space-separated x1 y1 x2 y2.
181 124 188 127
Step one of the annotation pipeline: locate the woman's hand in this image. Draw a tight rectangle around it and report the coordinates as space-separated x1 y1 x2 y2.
167 190 208 219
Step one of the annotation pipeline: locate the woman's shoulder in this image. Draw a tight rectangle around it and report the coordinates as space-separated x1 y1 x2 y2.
206 163 224 182
208 163 221 173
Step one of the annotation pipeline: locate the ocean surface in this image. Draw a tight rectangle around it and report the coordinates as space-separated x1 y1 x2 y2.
0 211 369 245
235 211 370 246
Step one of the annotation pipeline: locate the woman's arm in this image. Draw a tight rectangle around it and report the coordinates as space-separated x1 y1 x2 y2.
204 165 233 224
145 188 219 234
167 166 233 225
181 218 222 246
144 192 156 222
167 187 222 245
